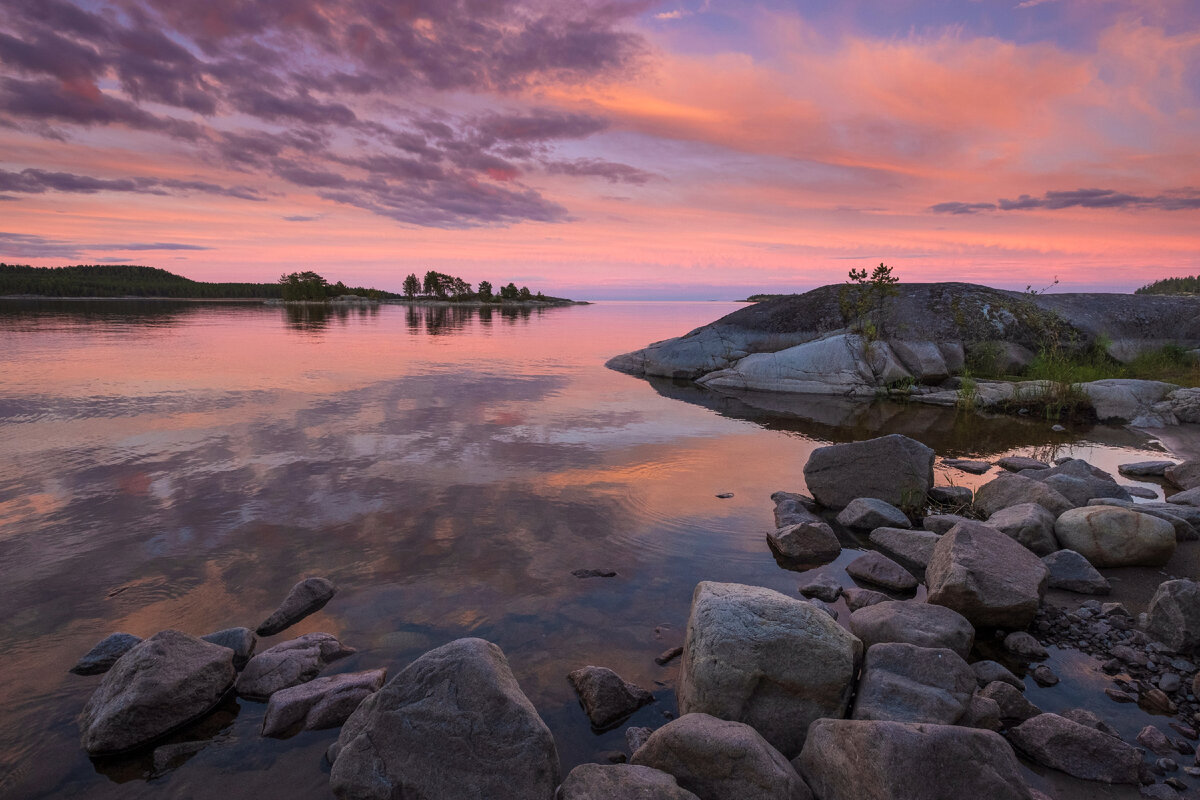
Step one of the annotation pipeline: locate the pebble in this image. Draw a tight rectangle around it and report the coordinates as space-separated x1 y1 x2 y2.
715 493 734 499
1032 665 1059 686
1162 674 1183 693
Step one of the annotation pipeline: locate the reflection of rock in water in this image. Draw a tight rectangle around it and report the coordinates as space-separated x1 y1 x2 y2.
645 377 1157 456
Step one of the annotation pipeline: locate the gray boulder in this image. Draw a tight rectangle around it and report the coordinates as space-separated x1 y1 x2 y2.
1003 631 1048 661
927 486 973 506
1076 379 1178 426
868 528 939 570
236 632 355 700
979 682 1041 726
631 713 812 800
803 434 934 511
1059 708 1119 737
796 719 1032 800
678 582 862 758
922 514 973 535
329 638 559 799
568 666 655 729
71 632 142 676
1166 460 1200 490
973 473 1072 517
696 333 881 396
1041 473 1132 506
843 587 891 611
262 668 386 737
1119 461 1176 477
1084 498 1198 541
1146 580 1200 652
200 627 258 667
847 601 973 659
851 643 975 724
1008 713 1141 784
925 521 1048 629
797 573 842 602
998 456 1050 472
557 764 700 800
971 661 1023 691
985 503 1059 556
79 630 235 755
845 551 918 592
957 694 1002 731
942 459 991 475
1041 550 1111 595
1054 505 1176 567
767 521 841 565
772 493 821 528
1167 486 1200 506
257 577 337 637
836 498 911 531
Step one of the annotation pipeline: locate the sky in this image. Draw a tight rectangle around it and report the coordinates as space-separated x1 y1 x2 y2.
1 0 1199 299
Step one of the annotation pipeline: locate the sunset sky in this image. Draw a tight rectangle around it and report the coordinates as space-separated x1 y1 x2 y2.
2 0 1199 299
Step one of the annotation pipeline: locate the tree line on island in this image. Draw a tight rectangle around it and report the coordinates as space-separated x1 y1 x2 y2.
400 270 544 303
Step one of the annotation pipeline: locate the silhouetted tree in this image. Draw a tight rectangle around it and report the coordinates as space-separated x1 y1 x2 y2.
403 273 420 298
477 280 493 301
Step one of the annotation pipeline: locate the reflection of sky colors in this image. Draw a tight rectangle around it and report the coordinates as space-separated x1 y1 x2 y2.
2 2 1199 297
0 302 1178 797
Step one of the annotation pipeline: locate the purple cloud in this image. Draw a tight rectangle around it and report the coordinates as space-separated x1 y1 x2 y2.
932 188 1200 214
0 168 264 200
543 158 656 185
0 231 209 259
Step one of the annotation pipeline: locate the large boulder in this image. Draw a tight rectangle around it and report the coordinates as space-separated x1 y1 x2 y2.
236 633 355 700
1041 550 1111 595
984 503 1059 556
1075 379 1178 426
71 632 142 676
1008 713 1141 784
767 521 841 565
256 577 337 637
1166 459 1200 490
79 630 235 755
845 551 918 592
1145 579 1200 652
1053 506 1176 567
796 719 1032 800
329 638 559 799
847 601 974 658
696 333 882 396
973 473 1072 517
567 666 654 729
925 521 1048 629
1085 497 1199 541
557 764 700 800
1118 461 1176 477
678 582 862 758
631 713 812 800
836 498 911 530
802 434 934 511
262 668 386 737
850 643 975 724
867 528 939 570
979 682 1041 726
200 627 258 667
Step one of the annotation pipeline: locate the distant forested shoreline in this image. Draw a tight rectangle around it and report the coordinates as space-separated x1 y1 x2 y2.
1136 276 1200 295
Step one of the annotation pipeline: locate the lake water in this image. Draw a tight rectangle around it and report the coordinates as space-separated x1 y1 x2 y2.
0 299 1181 798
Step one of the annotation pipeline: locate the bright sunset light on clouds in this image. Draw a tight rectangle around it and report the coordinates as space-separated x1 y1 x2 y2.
1 0 1198 298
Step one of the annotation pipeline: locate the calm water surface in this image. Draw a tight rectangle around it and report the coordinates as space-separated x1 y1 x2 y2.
0 300 1181 799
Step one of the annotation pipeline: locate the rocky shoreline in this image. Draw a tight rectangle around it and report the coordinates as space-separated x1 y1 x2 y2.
64 431 1200 799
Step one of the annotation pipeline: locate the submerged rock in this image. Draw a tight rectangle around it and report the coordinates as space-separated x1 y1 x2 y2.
677 582 862 758
1008 713 1141 784
998 456 1050 472
256 577 337 637
329 638 559 800
262 668 386 737
1119 461 1176 477
1054 506 1176 567
943 458 992 474
631 713 812 800
802 434 934 511
568 666 655 729
236 632 355 700
70 632 142 676
847 601 974 658
558 764 700 800
79 630 235 755
850 643 975 725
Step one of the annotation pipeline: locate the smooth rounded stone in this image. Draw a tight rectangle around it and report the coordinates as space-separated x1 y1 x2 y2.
678 582 862 758
845 551 918 593
568 666 655 730
1031 665 1059 686
926 521 1048 629
1009 713 1141 784
848 601 974 659
256 577 337 637
798 573 842 602
1054 506 1176 568
558 764 701 800
1060 708 1119 737
631 713 813 800
928 486 973 506
1120 461 1177 477
70 632 142 676
973 473 1073 518
802 434 935 511
1094 498 1200 540
836 498 911 531
1004 631 1049 661
1143 688 1177 714
796 719 1033 800
236 633 355 700
958 694 1002 731
943 458 992 475
971 660 1023 691
922 513 972 535
979 681 1042 726
1166 460 1200 490
200 627 258 667
985 503 1059 556
868 528 939 570
772 492 820 528
850 643 975 724
1125 485 1161 499
1140 725 1178 757
1041 550 1112 595
767 521 841 565
79 630 235 755
1160 673 1182 693
1168 487 1200 507
329 638 559 800
262 668 386 737
627 726 654 755
998 456 1051 472
843 587 891 612
1147 580 1200 653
